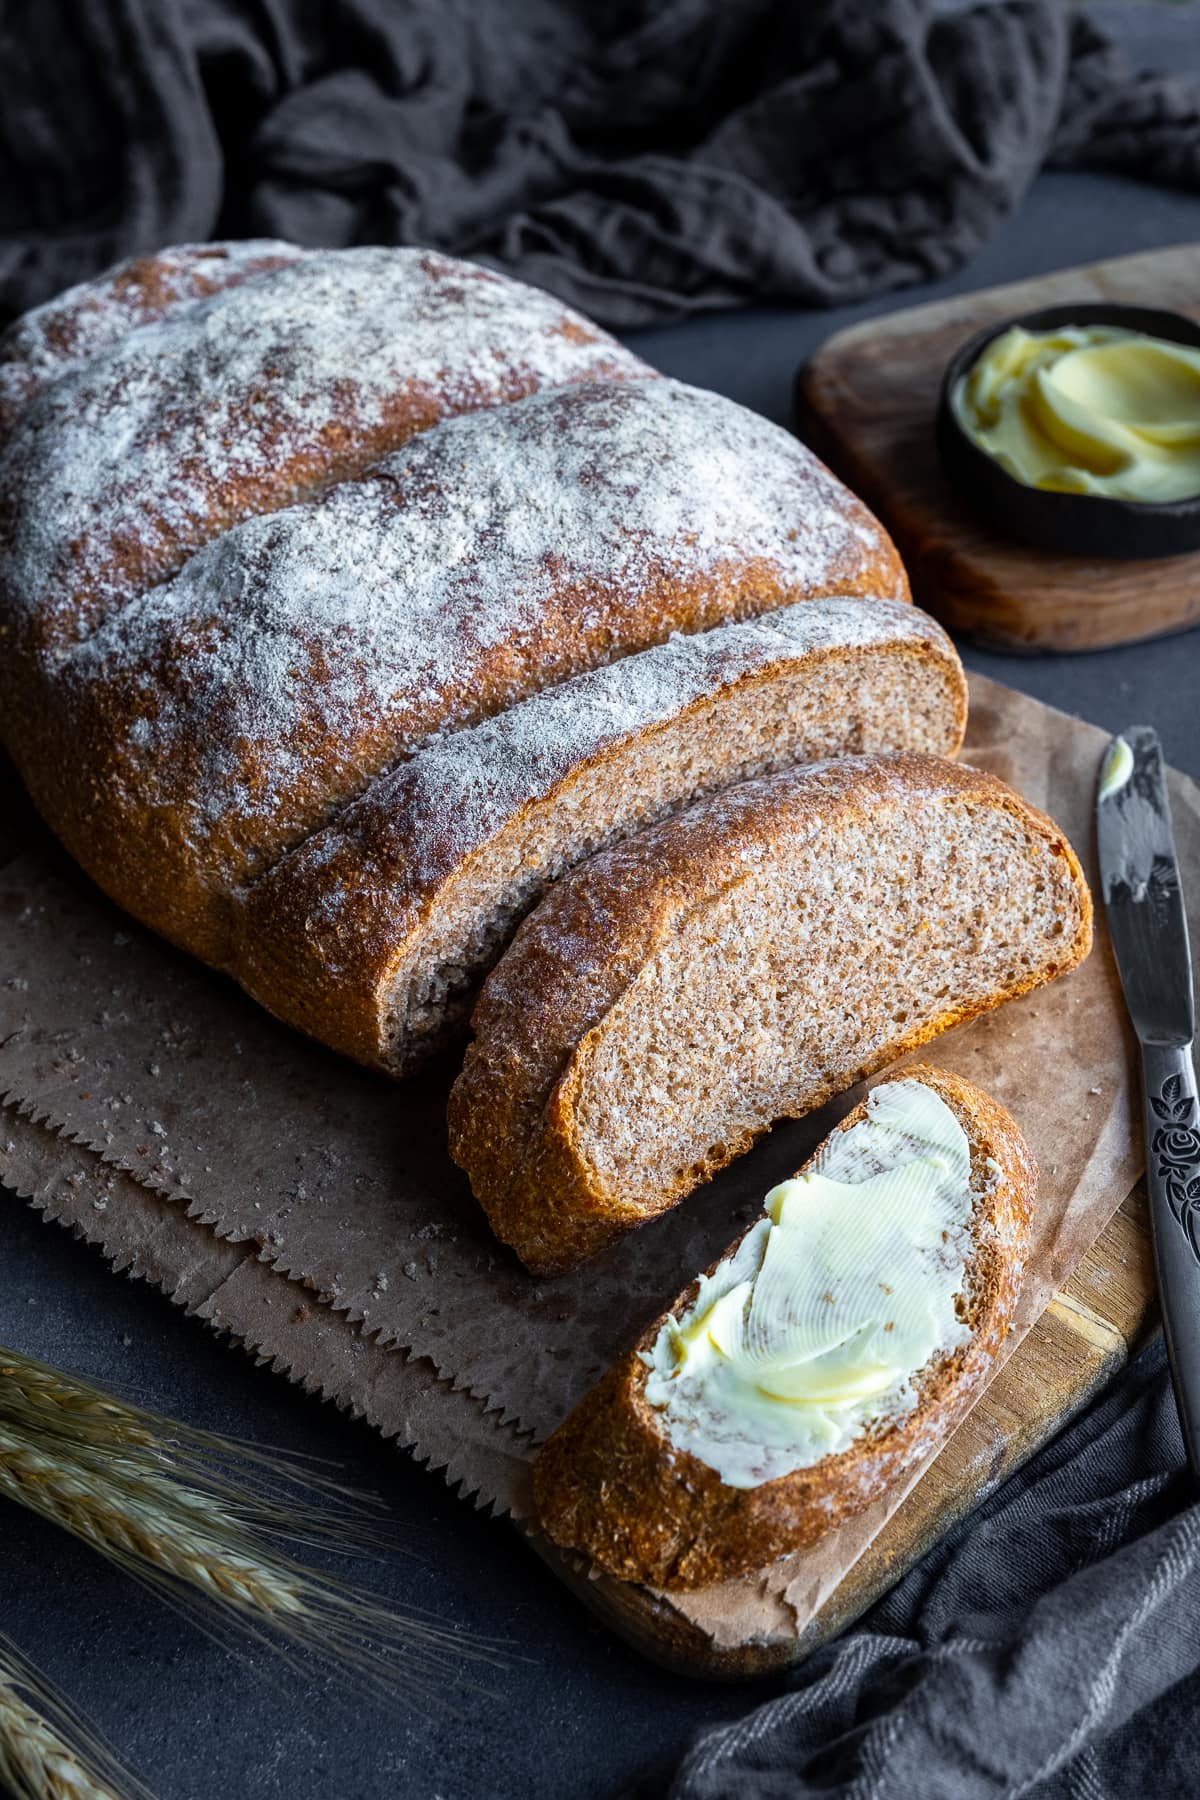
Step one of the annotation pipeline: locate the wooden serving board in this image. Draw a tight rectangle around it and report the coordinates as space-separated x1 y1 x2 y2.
531 1185 1158 1679
796 244 1200 652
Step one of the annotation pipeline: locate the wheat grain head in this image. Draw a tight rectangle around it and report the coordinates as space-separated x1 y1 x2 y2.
0 1633 152 1800
0 1349 505 1705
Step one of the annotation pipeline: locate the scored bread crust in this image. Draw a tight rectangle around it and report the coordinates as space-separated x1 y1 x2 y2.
233 598 965 1074
0 241 306 445
3 347 907 974
447 754 1092 1273
0 244 651 657
531 1062 1036 1591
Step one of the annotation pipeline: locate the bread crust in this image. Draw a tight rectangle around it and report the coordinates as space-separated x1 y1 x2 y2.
0 245 648 657
447 754 1092 1273
233 600 964 1074
0 242 306 448
0 241 306 384
2 327 906 972
531 1063 1035 1590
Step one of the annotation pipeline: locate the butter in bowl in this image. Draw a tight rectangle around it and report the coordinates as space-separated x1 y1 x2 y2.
936 301 1200 558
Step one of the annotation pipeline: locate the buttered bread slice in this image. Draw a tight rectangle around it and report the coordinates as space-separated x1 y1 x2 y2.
532 1064 1034 1590
448 754 1091 1273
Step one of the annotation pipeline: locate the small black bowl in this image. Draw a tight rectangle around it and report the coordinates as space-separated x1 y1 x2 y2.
936 301 1200 560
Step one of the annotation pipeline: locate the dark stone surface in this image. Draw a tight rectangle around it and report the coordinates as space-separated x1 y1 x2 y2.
2 10 1199 1796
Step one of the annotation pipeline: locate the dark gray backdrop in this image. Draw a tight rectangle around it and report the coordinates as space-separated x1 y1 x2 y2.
2 7 1199 1797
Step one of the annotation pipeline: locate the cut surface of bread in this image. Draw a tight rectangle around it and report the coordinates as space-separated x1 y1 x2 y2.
234 597 965 1074
532 1063 1035 1591
447 754 1091 1274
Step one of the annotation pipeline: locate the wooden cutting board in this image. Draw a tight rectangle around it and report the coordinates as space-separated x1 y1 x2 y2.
795 244 1200 652
1 1049 1157 1685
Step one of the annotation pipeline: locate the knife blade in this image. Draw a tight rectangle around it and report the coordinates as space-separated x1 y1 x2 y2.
1098 726 1200 1476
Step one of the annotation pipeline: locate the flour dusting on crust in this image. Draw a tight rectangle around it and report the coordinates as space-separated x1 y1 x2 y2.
62 380 899 896
0 246 649 649
0 240 305 380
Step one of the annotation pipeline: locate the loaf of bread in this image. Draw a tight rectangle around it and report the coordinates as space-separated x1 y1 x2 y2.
532 1064 1034 1590
0 241 912 1071
448 754 1091 1273
9 377 909 970
235 597 966 1073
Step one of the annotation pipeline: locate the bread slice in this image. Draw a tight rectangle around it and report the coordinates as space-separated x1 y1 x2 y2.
532 1063 1035 1590
233 597 965 1074
447 754 1091 1274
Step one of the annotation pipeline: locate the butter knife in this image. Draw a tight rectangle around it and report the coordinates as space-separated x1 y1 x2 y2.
1098 725 1200 1475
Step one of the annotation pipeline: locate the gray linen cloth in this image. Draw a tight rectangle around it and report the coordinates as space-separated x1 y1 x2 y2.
2 1 1199 329
645 1340 1200 1799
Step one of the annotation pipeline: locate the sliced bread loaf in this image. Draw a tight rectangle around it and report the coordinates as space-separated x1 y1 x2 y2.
233 597 965 1074
447 754 1091 1273
532 1063 1034 1590
8 376 905 969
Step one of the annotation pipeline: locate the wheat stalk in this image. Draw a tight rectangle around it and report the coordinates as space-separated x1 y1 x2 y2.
0 1348 502 1704
0 1430 309 1620
0 1633 152 1800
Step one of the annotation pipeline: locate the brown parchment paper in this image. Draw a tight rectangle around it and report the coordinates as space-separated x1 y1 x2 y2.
0 1101 538 1523
2 672 1195 1653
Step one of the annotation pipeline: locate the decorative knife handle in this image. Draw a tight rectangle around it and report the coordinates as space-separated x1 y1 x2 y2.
1143 1039 1200 1477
